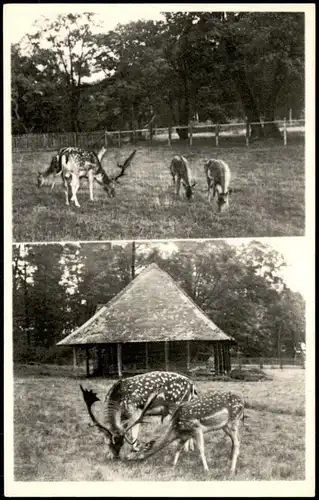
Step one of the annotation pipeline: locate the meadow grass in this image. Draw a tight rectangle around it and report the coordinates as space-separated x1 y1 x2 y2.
12 141 305 242
13 365 305 481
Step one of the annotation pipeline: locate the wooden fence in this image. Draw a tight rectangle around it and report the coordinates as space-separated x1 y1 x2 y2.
232 356 305 369
12 119 305 152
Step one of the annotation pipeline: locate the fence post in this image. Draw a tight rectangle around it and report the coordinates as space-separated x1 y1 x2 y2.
245 119 250 147
149 122 153 146
73 132 77 147
283 117 287 146
260 357 263 369
215 124 219 147
188 123 193 147
104 130 108 148
289 109 292 125
118 131 121 149
168 125 172 146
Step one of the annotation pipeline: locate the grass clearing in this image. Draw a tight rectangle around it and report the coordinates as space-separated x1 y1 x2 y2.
12 141 305 241
13 365 305 481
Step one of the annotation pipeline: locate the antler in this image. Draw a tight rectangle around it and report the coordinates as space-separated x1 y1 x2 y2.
80 384 113 439
113 149 137 183
123 388 164 435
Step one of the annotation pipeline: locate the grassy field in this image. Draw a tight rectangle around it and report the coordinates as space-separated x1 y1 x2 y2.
13 364 305 482
12 140 305 242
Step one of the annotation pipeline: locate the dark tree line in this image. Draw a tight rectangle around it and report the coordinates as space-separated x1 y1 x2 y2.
12 11 304 138
12 241 305 363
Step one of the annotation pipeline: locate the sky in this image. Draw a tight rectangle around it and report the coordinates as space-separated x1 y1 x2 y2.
6 4 166 45
112 237 310 298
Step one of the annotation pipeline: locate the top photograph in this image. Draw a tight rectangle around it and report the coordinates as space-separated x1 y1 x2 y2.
8 6 308 242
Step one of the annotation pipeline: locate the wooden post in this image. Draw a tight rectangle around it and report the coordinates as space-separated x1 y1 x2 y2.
164 341 169 371
213 343 218 375
289 108 292 125
245 119 250 147
168 126 172 146
118 131 121 149
283 117 287 146
228 344 232 372
188 123 193 147
86 347 90 378
73 132 77 147
186 341 191 372
104 130 108 147
131 241 136 280
149 123 153 146
219 344 224 374
73 348 77 371
117 343 122 378
145 343 149 371
215 124 219 147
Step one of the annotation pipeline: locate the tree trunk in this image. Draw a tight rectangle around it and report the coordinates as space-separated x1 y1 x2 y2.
224 39 264 139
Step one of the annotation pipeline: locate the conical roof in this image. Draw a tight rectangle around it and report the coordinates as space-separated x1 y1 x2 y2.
57 263 232 345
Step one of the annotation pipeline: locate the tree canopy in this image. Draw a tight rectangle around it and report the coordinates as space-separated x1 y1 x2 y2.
12 241 305 363
12 11 304 137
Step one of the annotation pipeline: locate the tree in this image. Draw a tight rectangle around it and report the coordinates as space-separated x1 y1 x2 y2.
25 12 103 132
197 11 304 138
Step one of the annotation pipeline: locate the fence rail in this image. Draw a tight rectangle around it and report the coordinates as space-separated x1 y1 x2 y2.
232 356 305 369
12 119 305 152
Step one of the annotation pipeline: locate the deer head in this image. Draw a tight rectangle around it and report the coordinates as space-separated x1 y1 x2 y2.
185 181 196 200
215 185 232 212
94 149 137 198
37 155 60 187
80 384 134 458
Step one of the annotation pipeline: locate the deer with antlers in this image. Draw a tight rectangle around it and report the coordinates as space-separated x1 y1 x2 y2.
204 159 233 212
80 371 198 460
125 389 244 476
170 155 196 200
60 147 136 207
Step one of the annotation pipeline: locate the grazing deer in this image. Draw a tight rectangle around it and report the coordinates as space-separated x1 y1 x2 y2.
170 155 196 200
37 147 69 190
61 146 136 207
126 390 244 476
80 371 198 459
204 159 232 212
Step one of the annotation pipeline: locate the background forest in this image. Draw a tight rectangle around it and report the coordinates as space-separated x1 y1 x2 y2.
12 240 305 365
12 11 304 139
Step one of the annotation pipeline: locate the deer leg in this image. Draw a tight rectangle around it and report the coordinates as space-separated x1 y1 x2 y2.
173 438 188 467
63 177 70 206
228 420 240 476
175 176 181 197
223 426 234 459
88 170 94 201
70 175 80 207
207 180 212 203
194 428 209 472
131 423 140 451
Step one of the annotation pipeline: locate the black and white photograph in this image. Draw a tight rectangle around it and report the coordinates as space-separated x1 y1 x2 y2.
11 239 307 482
9 5 307 242
3 3 315 498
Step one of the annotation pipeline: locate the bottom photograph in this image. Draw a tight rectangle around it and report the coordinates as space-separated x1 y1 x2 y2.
12 238 306 482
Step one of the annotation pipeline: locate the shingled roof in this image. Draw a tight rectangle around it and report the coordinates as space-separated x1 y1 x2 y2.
57 263 232 345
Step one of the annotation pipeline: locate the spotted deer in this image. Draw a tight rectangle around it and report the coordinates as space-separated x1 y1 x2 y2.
80 371 198 459
204 159 232 212
126 390 244 476
61 147 137 207
170 155 196 200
